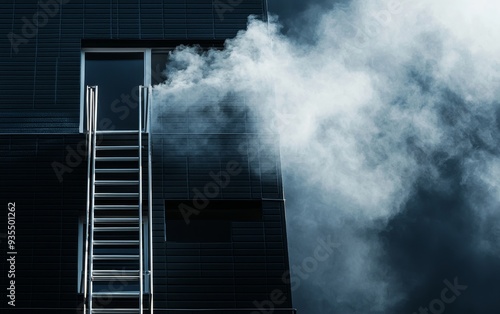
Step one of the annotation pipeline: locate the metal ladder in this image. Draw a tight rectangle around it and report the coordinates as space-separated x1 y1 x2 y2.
84 86 153 314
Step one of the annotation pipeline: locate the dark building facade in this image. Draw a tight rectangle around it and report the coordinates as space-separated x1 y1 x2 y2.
0 1 294 313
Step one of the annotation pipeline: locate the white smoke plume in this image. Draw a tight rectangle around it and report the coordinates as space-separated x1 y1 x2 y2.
153 0 500 312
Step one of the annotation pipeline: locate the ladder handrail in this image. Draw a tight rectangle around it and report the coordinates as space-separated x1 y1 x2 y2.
89 85 99 313
84 86 97 313
142 87 148 133
83 86 91 311
147 86 154 313
139 86 144 314
83 85 99 313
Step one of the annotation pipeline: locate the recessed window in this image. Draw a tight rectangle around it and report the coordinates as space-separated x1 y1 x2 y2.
166 220 232 243
165 199 263 221
80 49 151 133
164 199 263 243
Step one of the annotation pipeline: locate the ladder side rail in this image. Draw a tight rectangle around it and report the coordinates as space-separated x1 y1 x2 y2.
147 86 154 314
88 86 99 313
142 88 148 133
83 86 92 313
139 86 144 314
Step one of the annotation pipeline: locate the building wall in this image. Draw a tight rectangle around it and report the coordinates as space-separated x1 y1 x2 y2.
0 0 292 312
0 134 86 312
0 0 267 133
152 132 291 309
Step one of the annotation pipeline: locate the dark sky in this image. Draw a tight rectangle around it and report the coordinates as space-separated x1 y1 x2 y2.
263 1 500 314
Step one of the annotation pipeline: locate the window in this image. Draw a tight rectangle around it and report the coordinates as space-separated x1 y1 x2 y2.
165 199 263 221
80 49 151 133
164 199 263 243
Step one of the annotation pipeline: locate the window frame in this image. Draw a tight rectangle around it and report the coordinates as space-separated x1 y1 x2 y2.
79 48 152 133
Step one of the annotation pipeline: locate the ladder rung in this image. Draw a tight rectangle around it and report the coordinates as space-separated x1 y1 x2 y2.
94 218 140 223
92 270 141 281
93 240 140 245
91 309 140 314
95 180 139 186
92 291 140 298
92 275 140 281
95 193 139 198
94 227 139 232
94 205 138 210
92 293 140 298
96 130 144 134
95 169 139 173
93 270 140 275
95 157 139 161
96 146 139 150
93 255 140 260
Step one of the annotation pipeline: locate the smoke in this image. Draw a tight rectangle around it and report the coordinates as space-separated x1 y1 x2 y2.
153 0 500 313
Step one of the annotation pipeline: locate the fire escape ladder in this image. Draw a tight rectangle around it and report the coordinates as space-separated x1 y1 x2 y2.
84 85 153 314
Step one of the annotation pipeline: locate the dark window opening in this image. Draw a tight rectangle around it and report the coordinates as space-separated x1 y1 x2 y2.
165 199 263 221
86 52 143 60
164 199 263 243
166 220 231 243
84 52 144 131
